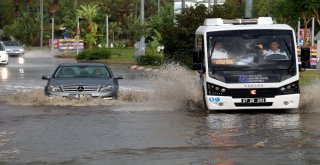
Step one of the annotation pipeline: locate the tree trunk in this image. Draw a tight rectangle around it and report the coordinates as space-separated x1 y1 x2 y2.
302 11 312 47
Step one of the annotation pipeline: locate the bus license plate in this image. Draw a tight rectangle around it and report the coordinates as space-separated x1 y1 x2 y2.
241 98 266 103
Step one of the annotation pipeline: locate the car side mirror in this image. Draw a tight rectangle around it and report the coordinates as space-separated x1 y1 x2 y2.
115 76 123 80
42 75 50 80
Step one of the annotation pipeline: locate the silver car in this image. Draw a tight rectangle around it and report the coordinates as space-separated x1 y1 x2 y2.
42 63 123 99
2 41 24 56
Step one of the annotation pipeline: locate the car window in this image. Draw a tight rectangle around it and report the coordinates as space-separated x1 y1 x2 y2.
54 66 111 78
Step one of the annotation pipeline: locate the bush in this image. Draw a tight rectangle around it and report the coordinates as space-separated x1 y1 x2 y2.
137 55 164 66
76 48 111 60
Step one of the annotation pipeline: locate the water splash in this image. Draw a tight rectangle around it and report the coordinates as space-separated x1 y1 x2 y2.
299 80 320 113
146 63 203 110
24 49 54 58
0 63 203 111
2 63 320 113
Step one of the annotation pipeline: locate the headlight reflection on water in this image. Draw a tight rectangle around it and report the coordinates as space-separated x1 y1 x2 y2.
18 57 24 64
0 68 8 80
19 69 24 79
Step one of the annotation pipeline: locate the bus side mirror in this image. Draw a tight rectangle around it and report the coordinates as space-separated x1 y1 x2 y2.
193 50 202 63
193 63 202 70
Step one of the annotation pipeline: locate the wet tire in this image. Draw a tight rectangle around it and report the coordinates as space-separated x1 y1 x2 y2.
113 94 118 100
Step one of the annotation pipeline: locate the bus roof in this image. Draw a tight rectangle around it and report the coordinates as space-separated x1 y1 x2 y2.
196 17 294 35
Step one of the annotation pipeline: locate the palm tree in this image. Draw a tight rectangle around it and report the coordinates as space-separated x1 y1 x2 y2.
76 4 100 49
76 4 100 33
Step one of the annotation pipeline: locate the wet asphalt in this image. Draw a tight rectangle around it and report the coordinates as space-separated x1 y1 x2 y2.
0 50 320 165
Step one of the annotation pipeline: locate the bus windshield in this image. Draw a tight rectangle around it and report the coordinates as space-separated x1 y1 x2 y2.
207 30 295 71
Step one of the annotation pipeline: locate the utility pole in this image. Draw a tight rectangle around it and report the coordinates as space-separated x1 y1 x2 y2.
245 0 253 18
138 0 145 56
76 16 80 55
311 17 315 46
106 15 109 48
40 0 43 48
208 0 211 13
182 0 185 10
51 17 54 52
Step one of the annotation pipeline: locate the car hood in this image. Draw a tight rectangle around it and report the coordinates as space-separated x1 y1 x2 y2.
48 78 115 86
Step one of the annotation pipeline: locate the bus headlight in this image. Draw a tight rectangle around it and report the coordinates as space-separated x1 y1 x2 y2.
207 83 227 96
279 81 299 94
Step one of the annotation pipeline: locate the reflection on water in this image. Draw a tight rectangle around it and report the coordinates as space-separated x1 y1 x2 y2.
267 115 300 130
0 68 8 80
18 57 24 64
19 68 24 79
202 114 302 148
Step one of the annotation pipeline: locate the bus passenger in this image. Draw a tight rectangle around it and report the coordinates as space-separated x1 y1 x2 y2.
211 42 228 60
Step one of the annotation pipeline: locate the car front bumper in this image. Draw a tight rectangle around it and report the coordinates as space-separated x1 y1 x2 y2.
7 51 24 56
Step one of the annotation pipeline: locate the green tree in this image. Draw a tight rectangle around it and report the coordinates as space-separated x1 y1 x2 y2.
109 22 123 43
76 4 100 49
252 0 268 17
3 11 42 45
123 13 148 46
272 0 317 46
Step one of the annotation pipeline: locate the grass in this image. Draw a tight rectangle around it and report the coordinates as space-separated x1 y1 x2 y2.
300 70 320 86
55 47 136 64
100 47 135 64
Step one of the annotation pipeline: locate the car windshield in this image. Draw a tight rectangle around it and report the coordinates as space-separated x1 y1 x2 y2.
3 41 21 46
207 30 295 71
53 66 111 78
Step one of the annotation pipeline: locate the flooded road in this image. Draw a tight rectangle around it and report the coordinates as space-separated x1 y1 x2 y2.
0 49 320 164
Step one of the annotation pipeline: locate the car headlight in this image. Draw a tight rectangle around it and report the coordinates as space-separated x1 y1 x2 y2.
47 85 62 92
99 85 113 92
6 49 11 51
19 48 24 52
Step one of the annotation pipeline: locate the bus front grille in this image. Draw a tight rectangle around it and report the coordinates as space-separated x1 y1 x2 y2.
229 88 279 98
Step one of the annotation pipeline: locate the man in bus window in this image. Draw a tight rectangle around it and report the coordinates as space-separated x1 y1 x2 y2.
211 42 228 60
257 40 288 60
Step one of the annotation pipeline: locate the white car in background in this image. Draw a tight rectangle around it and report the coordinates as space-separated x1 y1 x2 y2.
0 41 9 65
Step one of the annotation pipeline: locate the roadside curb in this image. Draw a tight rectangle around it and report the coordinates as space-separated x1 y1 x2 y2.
129 65 159 72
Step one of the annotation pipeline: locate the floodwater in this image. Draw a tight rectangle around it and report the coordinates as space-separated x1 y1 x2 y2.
0 49 320 165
